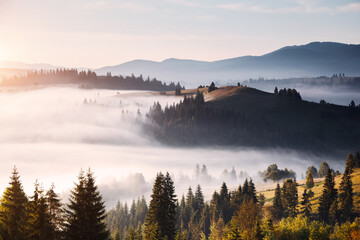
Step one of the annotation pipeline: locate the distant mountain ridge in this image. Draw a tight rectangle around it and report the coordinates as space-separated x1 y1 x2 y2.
2 42 360 88
95 42 360 88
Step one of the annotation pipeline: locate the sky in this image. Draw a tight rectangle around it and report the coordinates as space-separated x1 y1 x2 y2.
0 0 359 68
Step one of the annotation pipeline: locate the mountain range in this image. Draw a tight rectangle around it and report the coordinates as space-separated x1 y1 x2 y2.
1 42 360 88
96 42 360 87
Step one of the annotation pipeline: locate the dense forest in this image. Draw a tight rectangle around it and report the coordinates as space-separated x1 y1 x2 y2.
146 87 360 153
1 151 359 240
1 69 184 91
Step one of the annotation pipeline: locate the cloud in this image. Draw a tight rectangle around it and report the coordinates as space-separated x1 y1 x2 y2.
216 1 360 14
336 3 360 13
83 1 155 12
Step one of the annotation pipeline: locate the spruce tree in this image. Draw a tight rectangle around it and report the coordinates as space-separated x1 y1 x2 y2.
194 185 204 221
65 169 109 240
0 167 29 240
46 183 64 239
345 153 355 173
318 169 337 223
338 166 354 222
28 180 53 240
300 189 311 218
281 179 298 218
271 183 283 221
144 172 177 240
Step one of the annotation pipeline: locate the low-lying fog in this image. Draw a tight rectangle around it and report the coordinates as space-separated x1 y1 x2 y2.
0 86 345 208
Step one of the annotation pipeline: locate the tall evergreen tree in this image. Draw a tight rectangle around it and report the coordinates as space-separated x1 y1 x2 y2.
194 185 204 221
65 169 109 240
338 166 354 222
0 167 29 240
281 179 298 218
46 183 64 239
144 172 177 240
318 169 338 223
271 183 283 221
345 153 355 173
300 189 311 218
219 183 231 223
28 180 53 240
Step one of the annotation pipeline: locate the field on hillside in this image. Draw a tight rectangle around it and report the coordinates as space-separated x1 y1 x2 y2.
259 168 360 215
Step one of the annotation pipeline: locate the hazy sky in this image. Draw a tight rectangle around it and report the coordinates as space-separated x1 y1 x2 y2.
0 0 359 68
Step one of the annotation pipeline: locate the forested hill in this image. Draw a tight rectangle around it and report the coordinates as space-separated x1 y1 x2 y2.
1 69 184 91
147 86 360 154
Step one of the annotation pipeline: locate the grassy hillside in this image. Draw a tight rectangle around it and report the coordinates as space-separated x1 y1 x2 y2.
157 86 360 154
260 168 360 215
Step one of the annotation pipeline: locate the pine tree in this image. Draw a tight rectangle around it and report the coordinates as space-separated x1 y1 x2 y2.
306 171 314 189
338 166 354 222
345 153 355 173
46 183 64 239
300 189 311 218
318 169 338 223
194 185 204 222
144 172 177 240
248 179 258 204
65 169 109 240
271 183 283 221
219 182 231 223
28 180 53 240
0 167 29 240
281 179 298 218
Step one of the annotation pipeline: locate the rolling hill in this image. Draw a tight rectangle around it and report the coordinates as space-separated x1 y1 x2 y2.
148 85 360 154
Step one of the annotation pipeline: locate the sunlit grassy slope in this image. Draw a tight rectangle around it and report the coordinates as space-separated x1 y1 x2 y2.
259 168 360 214
166 86 360 153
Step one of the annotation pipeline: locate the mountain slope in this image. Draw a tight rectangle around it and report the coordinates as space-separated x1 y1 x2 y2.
96 42 360 87
148 86 360 154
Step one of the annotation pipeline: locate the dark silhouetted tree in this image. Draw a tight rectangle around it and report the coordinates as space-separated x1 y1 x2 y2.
318 169 338 223
65 169 109 240
271 183 283 221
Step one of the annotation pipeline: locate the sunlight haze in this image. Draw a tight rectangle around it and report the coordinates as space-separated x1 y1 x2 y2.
0 0 359 68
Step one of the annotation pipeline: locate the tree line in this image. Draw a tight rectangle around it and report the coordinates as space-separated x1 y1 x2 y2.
0 168 109 240
1 151 359 239
105 151 360 240
1 69 184 91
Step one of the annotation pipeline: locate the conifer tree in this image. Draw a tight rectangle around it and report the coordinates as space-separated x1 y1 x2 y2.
46 183 64 239
28 180 53 240
318 169 338 223
0 167 29 240
248 178 258 204
338 166 354 222
144 172 177 240
194 185 204 221
345 153 355 173
300 189 311 218
281 179 298 218
306 171 314 189
65 169 109 240
271 183 283 221
199 204 210 238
